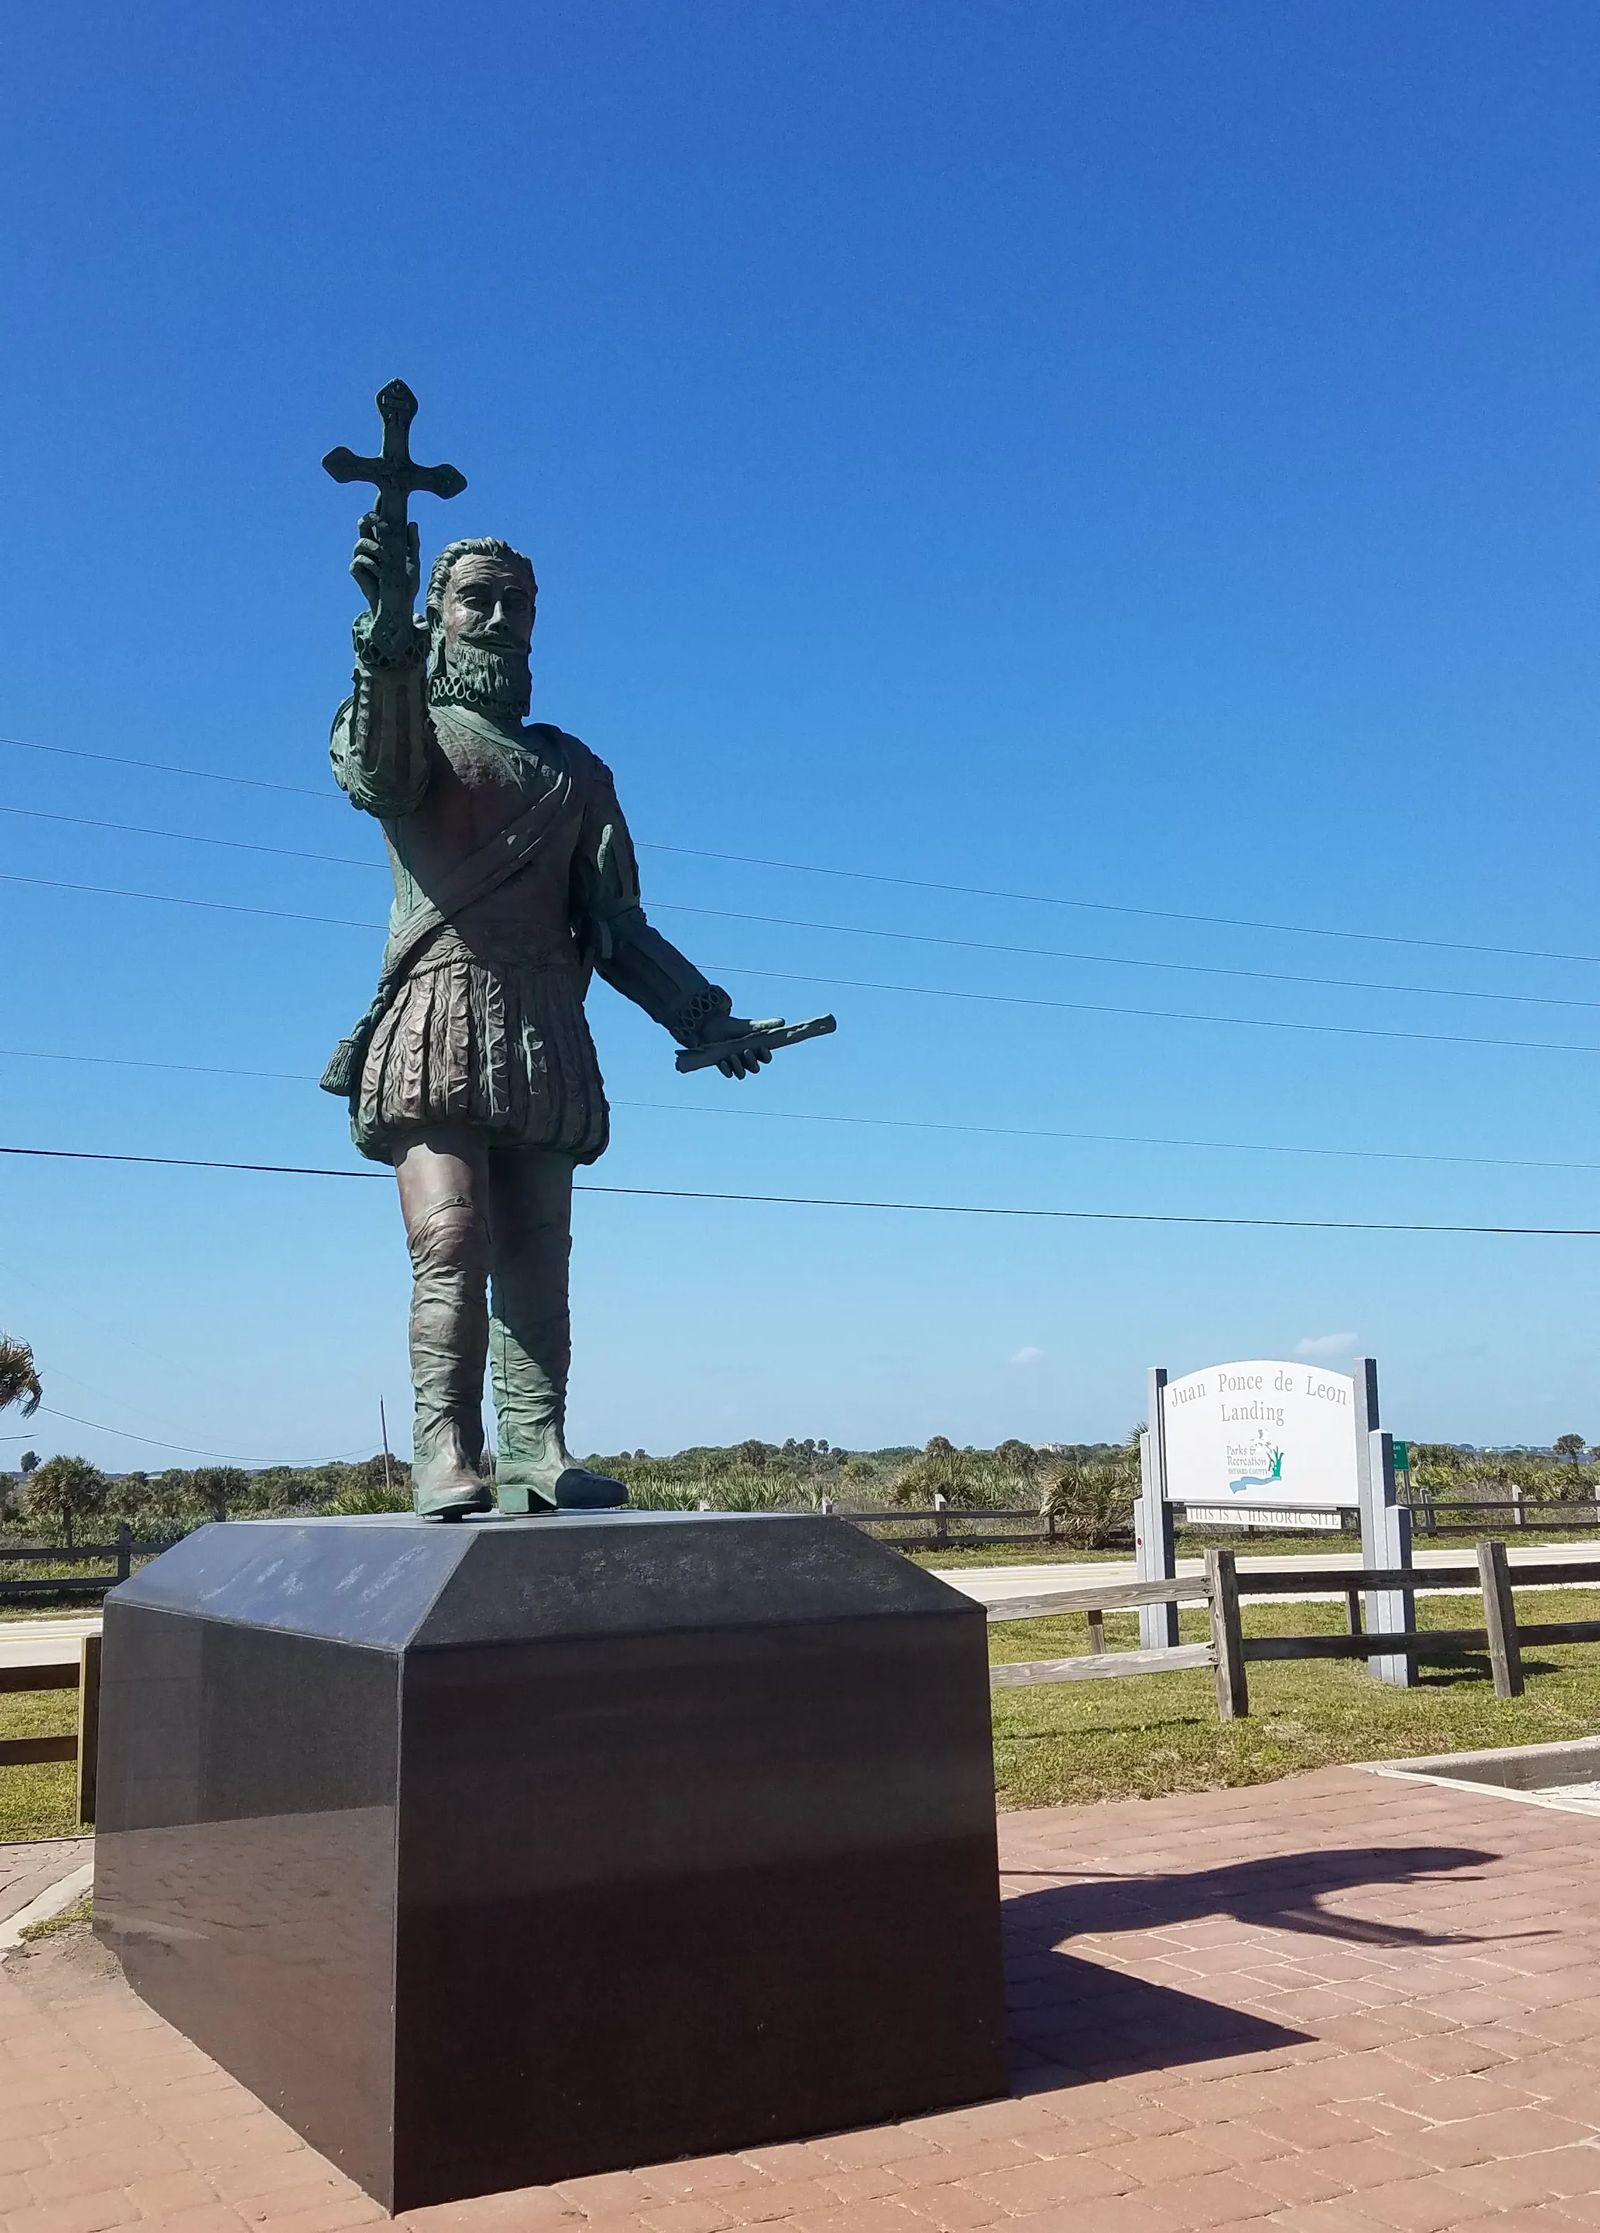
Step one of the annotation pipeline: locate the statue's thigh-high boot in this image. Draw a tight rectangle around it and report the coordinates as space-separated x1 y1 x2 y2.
488 1150 627 1512
406 1192 495 1519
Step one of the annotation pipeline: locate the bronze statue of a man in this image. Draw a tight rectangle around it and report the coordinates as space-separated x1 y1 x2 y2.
322 418 786 1520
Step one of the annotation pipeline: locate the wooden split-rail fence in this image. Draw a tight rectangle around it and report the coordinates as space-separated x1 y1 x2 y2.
988 1542 1600 1719
0 1635 101 1824
0 1525 167 1609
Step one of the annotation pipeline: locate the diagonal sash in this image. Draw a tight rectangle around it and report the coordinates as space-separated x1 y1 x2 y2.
320 766 574 1099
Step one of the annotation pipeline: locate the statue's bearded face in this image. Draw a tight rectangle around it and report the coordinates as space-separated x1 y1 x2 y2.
430 556 535 719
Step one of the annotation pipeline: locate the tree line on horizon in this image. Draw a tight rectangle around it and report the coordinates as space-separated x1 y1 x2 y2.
5 1328 1599 1550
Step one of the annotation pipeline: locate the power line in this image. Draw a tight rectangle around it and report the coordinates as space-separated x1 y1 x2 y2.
656 901 1600 1015
730 966 1600 1058
7 731 1595 972
8 802 1600 1017
0 1144 375 1178
0 803 374 870
5 1042 1600 1176
0 1402 373 1467
0 870 378 933
3 1142 1599 1238
615 1098 1600 1178
644 843 1600 971
0 1045 307 1084
0 734 335 802
7 870 1600 1057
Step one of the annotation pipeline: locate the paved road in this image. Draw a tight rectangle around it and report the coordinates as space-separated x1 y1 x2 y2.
0 1615 100 1669
932 1535 1600 1609
2 1536 1598 1655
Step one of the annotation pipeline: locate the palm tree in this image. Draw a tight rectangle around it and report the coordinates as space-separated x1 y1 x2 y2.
0 1333 42 1419
23 1454 107 1550
1553 1432 1590 1476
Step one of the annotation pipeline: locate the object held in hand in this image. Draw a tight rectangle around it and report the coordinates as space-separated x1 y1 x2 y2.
323 378 467 659
674 1014 837 1074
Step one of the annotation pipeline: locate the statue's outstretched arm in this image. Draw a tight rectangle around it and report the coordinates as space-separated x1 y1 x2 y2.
328 512 436 818
572 758 771 1079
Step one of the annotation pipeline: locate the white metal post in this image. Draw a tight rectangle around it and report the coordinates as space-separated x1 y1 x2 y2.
1135 1366 1178 1649
1365 1428 1415 1686
1354 1352 1413 1688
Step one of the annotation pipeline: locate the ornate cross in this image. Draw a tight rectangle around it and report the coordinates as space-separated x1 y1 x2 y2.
323 379 466 655
323 376 467 521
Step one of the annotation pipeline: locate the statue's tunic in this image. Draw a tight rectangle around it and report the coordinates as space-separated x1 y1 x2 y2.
329 626 729 1165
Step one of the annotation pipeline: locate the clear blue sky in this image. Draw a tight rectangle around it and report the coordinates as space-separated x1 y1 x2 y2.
4 1 1600 1468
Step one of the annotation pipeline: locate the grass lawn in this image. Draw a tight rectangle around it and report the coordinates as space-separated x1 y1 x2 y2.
0 1687 76 1842
993 1586 1600 1808
18 1895 92 1941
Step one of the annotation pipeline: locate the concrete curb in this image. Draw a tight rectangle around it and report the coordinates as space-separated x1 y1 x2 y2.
0 1861 94 1952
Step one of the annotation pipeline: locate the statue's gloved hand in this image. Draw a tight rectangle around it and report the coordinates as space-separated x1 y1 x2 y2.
695 1015 776 1081
350 509 421 616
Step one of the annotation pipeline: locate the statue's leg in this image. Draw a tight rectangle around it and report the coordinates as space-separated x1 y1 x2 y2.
487 1148 627 1513
394 1125 495 1520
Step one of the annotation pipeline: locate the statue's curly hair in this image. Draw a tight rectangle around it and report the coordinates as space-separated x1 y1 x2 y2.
425 537 538 625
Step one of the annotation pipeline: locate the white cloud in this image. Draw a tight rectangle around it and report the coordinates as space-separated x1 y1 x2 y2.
1294 1331 1358 1360
1008 1345 1045 1368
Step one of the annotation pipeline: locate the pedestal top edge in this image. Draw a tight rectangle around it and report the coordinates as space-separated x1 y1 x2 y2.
227 1509 821 1531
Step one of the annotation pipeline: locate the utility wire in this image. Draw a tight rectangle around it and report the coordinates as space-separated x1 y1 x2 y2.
645 842 1600 972
0 1045 307 1083
2 1142 1598 1238
7 803 1599 1017
656 901 1600 1015
6 871 1599 1057
4 1042 1600 1176
0 870 376 933
2 1402 372 1468
0 802 373 870
6 731 1595 971
0 734 335 803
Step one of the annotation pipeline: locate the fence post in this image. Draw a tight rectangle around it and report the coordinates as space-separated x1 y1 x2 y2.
933 1491 948 1549
1344 1589 1363 1636
1204 1547 1248 1720
1510 1484 1526 1530
1477 1538 1524 1700
1135 1369 1179 1650
1087 1609 1105 1655
76 1632 102 1826
820 1496 833 1516
115 1521 132 1584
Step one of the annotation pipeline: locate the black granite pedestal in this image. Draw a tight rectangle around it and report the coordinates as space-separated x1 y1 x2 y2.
93 1512 1006 2211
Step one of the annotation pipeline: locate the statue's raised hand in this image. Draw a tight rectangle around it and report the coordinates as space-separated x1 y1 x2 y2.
350 510 421 618
695 1014 776 1081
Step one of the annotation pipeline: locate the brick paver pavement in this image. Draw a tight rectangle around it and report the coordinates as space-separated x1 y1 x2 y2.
4 1765 1600 2231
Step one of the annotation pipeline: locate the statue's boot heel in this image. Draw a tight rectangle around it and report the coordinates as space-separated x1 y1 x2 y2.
411 1434 494 1522
414 1480 494 1522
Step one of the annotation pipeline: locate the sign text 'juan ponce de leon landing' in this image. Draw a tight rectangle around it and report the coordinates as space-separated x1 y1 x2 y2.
1162 1360 1357 1527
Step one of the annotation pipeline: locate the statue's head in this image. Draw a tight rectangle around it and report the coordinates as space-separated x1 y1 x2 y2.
426 537 538 721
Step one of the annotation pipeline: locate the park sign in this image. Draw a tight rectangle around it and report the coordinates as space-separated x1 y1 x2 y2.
1162 1359 1357 1525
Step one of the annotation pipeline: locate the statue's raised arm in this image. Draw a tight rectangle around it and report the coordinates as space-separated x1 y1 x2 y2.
323 380 467 818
